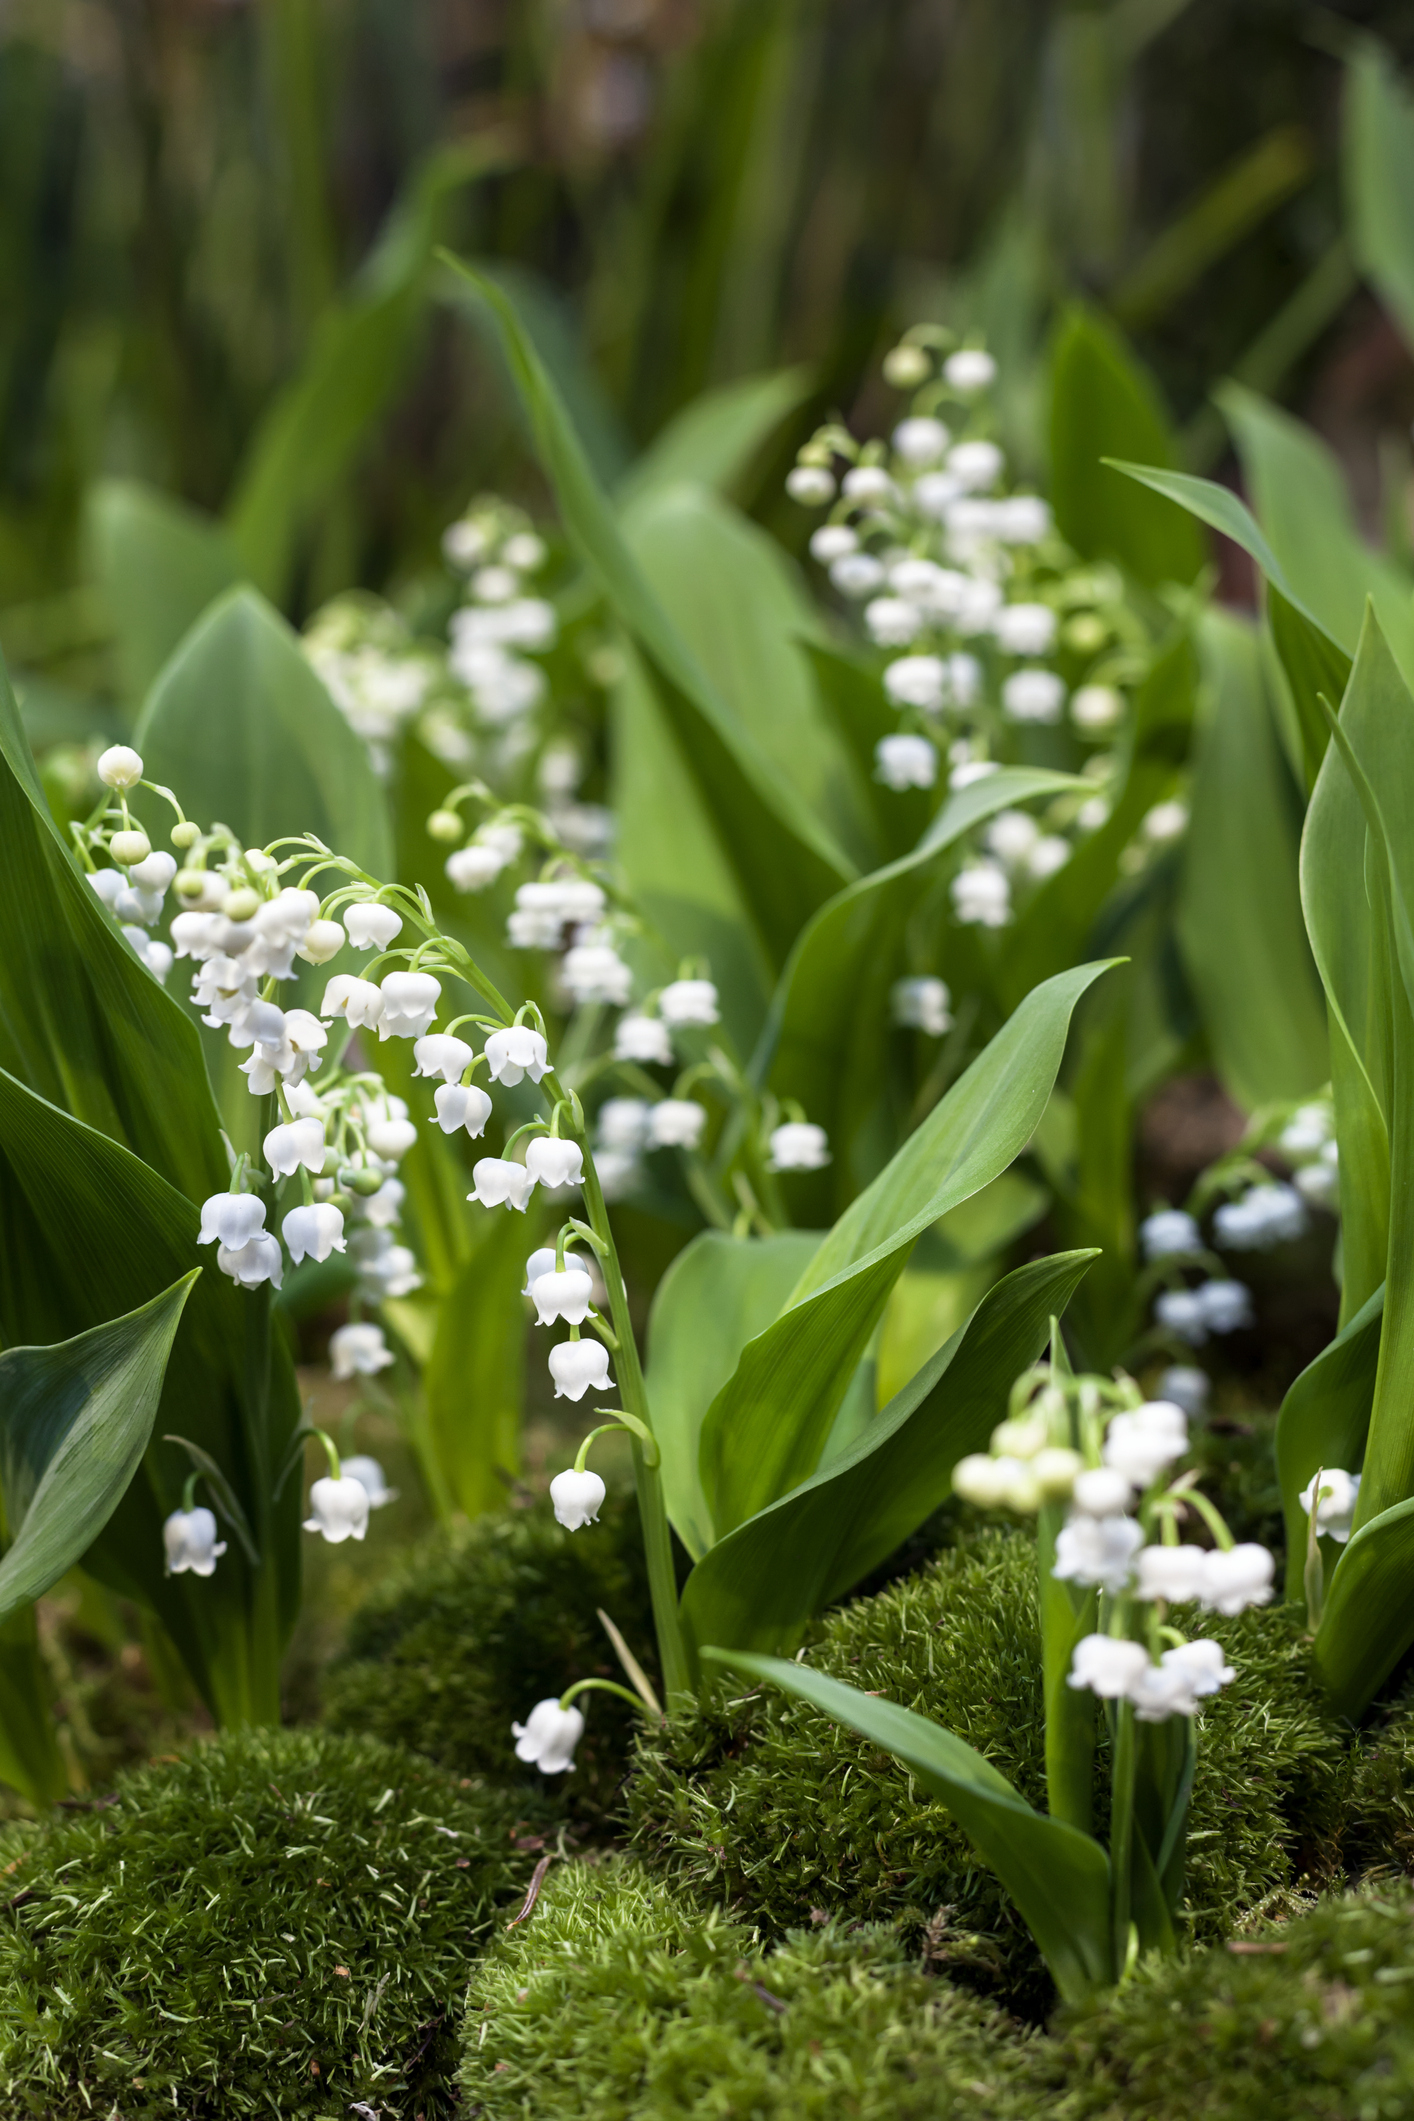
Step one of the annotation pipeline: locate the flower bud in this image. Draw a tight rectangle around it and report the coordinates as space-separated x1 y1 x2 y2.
96 744 144 788
297 919 346 965
175 868 212 901
883 344 931 387
110 829 151 867
170 820 200 849
223 887 261 922
427 808 463 842
990 1415 1049 1461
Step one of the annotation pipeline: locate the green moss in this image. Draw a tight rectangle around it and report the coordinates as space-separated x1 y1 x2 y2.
460 1854 1053 2118
625 1531 1347 2006
1054 1883 1414 2119
322 1495 659 1822
0 1726 551 2119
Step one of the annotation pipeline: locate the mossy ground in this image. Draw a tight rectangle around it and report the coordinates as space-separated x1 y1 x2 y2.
0 1726 552 2119
321 1493 660 1823
625 1530 1348 2006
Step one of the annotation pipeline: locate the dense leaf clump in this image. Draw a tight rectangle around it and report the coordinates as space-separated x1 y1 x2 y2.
626 1531 1347 2004
461 1854 1053 2119
0 1727 550 2119
321 1495 659 1823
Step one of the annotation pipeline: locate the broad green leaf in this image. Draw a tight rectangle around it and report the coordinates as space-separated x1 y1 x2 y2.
680 1251 1094 1651
442 258 855 969
617 367 812 507
1216 381 1414 681
0 1068 301 1728
804 642 909 864
419 1203 547 1521
0 1608 66 1804
646 1231 820 1560
1345 40 1414 356
701 1647 1113 2003
0 651 229 1206
228 141 501 601
1049 307 1204 587
757 766 1081 1210
995 630 1195 1014
1274 1282 1383 1600
0 1273 196 1621
699 961 1117 1537
1105 458 1330 631
134 587 392 878
875 1170 1050 1405
1038 1500 1098 1834
455 260 631 490
1266 587 1351 796
85 480 242 711
620 483 873 869
1043 979 1135 1372
1177 610 1328 1109
1315 1492 1414 1719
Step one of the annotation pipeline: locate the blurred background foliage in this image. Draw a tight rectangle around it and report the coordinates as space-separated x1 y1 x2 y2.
3 0 1414 679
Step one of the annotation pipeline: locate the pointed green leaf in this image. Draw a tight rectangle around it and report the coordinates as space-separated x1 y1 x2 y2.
85 480 242 711
1345 39 1414 357
698 961 1118 1537
756 766 1083 1210
0 1273 197 1621
701 1647 1113 2003
1315 1492 1414 1719
441 256 855 968
680 1250 1094 1652
1049 307 1204 586
1266 586 1351 796
1274 1282 1382 1600
617 367 812 507
0 1608 66 1804
1177 610 1327 1109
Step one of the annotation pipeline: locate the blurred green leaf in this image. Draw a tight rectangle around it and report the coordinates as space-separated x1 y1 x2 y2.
229 141 504 602
457 259 632 490
1266 587 1351 796
701 1645 1113 2004
85 480 242 712
443 258 856 972
1274 1282 1382 1602
699 961 1117 1537
681 1250 1093 1651
0 1607 66 1805
0 1273 196 1622
646 1230 820 1561
1177 610 1328 1109
617 367 812 507
1345 39 1414 357
420 1209 540 1520
1049 307 1204 587
1316 1491 1414 1718
757 767 1081 1211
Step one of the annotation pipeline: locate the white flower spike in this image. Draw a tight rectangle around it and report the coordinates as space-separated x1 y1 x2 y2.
163 1506 227 1578
511 1698 584 1774
549 1467 606 1530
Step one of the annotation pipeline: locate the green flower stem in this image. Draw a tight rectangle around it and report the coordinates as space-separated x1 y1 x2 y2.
558 1675 657 1717
1037 1501 1095 1833
569 1095 690 1704
573 1411 658 1471
1109 1696 1137 1982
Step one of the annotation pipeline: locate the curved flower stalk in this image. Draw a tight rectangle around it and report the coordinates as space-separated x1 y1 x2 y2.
706 1337 1275 2004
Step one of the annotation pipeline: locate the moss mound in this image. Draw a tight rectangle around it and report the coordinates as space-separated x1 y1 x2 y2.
322 1495 658 1822
460 1853 1052 2118
1055 1883 1414 2119
0 1726 550 2119
626 1531 1347 2005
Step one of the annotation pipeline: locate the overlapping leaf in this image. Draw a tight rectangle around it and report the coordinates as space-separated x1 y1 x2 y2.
1274 1283 1382 1600
616 367 812 507
85 480 242 711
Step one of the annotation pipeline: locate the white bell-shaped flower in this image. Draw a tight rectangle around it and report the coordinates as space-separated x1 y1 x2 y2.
598 1098 652 1151
413 1033 475 1083
1196 1279 1254 1334
525 1137 583 1190
163 1505 227 1577
127 850 176 894
1139 1209 1201 1262
198 1192 267 1249
951 860 1011 928
883 655 947 713
1001 669 1066 725
1052 1513 1143 1593
1158 1364 1209 1417
1299 1466 1360 1543
342 1455 398 1508
434 1082 493 1138
648 1099 707 1151
1163 1638 1235 1700
549 1467 606 1530
549 1339 613 1401
659 979 718 1027
522 1246 585 1294
1072 684 1124 733
343 902 403 950
531 1267 594 1327
562 943 633 1007
97 744 144 788
875 734 937 791
377 970 440 1039
264 1117 326 1177
994 602 1057 656
1067 1634 1149 1700
484 1025 550 1085
891 976 952 1036
329 1322 395 1381
944 348 996 393
281 1203 346 1264
470 1158 536 1211
1199 1542 1274 1615
892 414 950 465
947 437 1003 488
1154 1288 1209 1345
303 1474 370 1543
1071 1466 1133 1517
445 845 504 892
320 973 385 1030
349 1228 422 1298
614 1014 673 1065
1128 1658 1201 1723
1102 1402 1188 1489
1135 1543 1209 1603
366 1116 417 1161
511 1698 584 1774
358 1177 405 1229
216 1233 284 1290
767 1122 830 1172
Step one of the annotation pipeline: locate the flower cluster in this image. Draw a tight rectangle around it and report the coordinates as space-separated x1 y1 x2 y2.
302 599 438 778
952 1360 1273 1723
